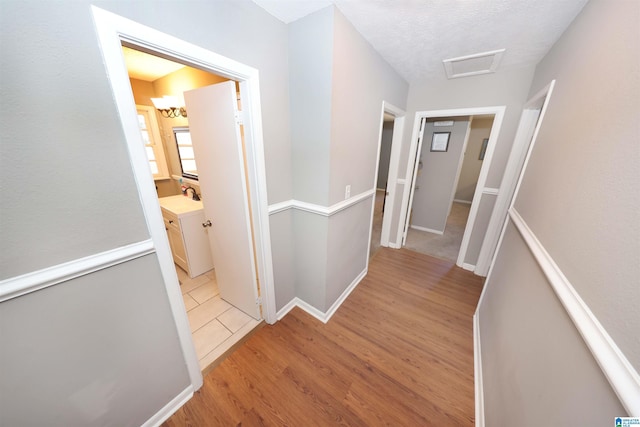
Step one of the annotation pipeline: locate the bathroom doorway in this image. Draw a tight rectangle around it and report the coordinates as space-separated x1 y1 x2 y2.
93 6 276 389
123 46 262 370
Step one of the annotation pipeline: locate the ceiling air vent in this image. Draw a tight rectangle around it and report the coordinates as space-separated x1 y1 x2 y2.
443 49 505 79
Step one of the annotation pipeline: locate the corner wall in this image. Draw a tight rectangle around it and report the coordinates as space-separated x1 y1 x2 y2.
477 0 639 421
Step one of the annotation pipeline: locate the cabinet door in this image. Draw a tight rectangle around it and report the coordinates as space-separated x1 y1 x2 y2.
164 217 188 273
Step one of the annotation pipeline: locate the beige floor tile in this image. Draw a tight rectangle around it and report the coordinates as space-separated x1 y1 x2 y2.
188 280 219 304
187 297 232 332
180 274 210 294
182 293 199 312
217 306 253 333
198 318 261 370
192 319 232 360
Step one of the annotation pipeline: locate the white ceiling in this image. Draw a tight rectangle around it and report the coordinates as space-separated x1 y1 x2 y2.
252 0 588 83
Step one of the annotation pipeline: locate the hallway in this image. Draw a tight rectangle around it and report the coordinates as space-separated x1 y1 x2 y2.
164 248 484 426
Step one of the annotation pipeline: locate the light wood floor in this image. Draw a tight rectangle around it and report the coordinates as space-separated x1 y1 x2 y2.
163 247 484 426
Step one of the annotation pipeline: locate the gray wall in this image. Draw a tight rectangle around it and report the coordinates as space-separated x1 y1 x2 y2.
480 224 625 425
376 121 394 189
0 255 191 426
411 119 469 232
0 1 292 424
455 117 493 202
388 67 536 254
478 0 638 421
290 6 334 206
287 6 408 313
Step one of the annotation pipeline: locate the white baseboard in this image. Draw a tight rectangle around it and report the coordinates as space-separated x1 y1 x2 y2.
462 263 476 271
142 385 193 427
474 313 485 427
410 225 444 235
454 199 473 205
275 268 368 324
388 242 401 249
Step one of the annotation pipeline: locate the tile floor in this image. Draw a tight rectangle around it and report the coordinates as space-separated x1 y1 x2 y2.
175 265 261 370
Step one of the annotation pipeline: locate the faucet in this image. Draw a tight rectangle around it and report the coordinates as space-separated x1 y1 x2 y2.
184 186 200 201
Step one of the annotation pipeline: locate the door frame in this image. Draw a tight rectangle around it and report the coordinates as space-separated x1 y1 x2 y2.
397 106 506 272
92 6 276 391
369 101 405 252
475 80 555 276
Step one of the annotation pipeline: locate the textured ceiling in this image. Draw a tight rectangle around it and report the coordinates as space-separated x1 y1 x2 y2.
252 0 588 83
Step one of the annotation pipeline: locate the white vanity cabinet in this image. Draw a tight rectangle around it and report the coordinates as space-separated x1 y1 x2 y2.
158 195 214 278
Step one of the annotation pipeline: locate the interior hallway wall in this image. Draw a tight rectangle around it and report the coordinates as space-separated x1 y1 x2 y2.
478 0 639 422
0 0 292 424
285 6 408 313
388 66 536 266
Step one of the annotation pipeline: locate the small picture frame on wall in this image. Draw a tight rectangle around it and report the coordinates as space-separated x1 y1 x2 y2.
479 138 489 160
430 132 450 152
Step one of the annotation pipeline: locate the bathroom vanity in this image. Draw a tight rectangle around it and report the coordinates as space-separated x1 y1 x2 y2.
158 195 214 278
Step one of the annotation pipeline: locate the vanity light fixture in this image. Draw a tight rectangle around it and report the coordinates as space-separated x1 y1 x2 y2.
150 95 187 118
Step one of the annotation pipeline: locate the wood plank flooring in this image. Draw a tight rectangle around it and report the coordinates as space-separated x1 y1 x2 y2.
163 248 484 426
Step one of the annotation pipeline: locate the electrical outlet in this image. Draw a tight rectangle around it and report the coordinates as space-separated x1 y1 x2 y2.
345 185 351 199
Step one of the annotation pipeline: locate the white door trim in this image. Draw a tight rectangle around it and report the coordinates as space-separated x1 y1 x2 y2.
91 6 276 394
475 81 555 276
370 101 406 254
396 106 506 271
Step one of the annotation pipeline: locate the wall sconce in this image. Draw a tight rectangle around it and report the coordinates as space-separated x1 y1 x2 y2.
150 96 187 118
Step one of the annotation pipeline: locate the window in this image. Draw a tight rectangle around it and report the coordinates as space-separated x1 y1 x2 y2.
173 127 198 180
136 105 169 180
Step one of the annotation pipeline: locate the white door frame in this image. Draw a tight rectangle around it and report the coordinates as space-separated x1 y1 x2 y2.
369 101 406 252
92 6 277 392
396 106 506 272
475 81 556 276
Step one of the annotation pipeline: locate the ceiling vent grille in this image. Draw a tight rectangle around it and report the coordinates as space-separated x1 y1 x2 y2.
443 49 506 79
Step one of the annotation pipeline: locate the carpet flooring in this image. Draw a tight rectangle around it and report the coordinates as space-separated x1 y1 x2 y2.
405 202 471 262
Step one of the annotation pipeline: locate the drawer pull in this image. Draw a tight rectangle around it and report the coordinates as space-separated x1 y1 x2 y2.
202 220 212 228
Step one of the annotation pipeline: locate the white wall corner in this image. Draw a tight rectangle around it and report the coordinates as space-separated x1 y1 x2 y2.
276 267 368 324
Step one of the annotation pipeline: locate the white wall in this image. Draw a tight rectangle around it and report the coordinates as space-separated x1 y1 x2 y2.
411 119 469 232
478 0 639 421
454 117 493 202
0 0 292 423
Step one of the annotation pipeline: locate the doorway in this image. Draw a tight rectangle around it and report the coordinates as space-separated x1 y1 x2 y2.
404 115 495 264
396 106 506 274
93 6 276 390
368 102 406 260
124 46 262 370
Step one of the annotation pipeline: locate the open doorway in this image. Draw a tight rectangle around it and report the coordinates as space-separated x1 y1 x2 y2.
368 102 405 260
93 5 277 390
396 106 506 274
369 113 395 257
404 115 494 263
123 46 262 371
